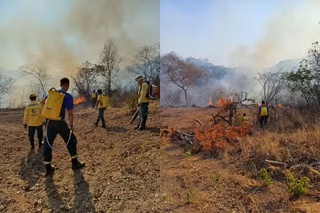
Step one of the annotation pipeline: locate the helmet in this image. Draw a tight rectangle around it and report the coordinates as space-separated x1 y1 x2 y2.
135 75 143 82
29 93 37 99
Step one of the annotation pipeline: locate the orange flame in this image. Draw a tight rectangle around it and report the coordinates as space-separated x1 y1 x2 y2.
208 97 234 107
74 96 86 105
278 103 289 108
215 98 233 107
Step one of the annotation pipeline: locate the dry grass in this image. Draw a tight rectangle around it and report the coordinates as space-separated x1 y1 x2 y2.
160 106 320 213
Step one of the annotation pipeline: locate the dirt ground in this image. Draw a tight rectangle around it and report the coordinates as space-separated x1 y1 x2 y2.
160 107 320 213
0 101 160 213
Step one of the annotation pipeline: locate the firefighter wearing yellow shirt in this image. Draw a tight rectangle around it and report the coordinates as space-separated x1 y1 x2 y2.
239 113 248 123
258 101 269 129
94 89 106 128
23 93 44 149
135 75 149 131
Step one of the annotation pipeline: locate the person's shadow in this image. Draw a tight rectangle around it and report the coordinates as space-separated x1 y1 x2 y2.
19 149 44 190
44 170 96 213
45 175 69 212
73 170 96 212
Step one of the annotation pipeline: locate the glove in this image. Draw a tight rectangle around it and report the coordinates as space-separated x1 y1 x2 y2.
137 103 141 107
70 125 74 132
24 124 27 129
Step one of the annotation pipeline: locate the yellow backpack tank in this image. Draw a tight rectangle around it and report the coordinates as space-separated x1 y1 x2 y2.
260 106 268 116
41 88 65 120
102 95 109 107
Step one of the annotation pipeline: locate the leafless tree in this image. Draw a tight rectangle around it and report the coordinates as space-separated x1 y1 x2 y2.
128 43 160 84
161 52 205 105
97 38 122 95
17 84 31 108
19 62 51 99
71 61 98 100
256 69 287 104
0 71 14 107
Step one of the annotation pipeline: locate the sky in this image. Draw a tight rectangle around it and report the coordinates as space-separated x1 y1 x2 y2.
0 0 159 76
160 0 320 67
0 0 159 107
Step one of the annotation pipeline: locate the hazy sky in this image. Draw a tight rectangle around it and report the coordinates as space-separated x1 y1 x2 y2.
161 0 320 67
0 0 159 76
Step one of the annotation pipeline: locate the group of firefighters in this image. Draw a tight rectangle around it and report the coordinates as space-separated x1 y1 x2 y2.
238 100 269 128
23 75 150 176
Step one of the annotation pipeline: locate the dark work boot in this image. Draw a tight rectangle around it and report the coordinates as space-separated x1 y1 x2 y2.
38 140 43 148
137 117 147 131
30 141 35 150
72 158 85 170
134 118 141 130
45 164 56 176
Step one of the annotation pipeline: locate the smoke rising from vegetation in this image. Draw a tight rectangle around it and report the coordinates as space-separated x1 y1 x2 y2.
0 0 159 75
229 0 320 67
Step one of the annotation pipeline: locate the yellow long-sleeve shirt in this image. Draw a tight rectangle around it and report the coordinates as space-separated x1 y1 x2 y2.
23 101 44 126
138 81 150 104
97 94 104 108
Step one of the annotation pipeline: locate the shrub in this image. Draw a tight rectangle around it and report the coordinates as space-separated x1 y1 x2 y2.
259 168 273 185
186 188 195 204
286 172 310 197
126 92 138 112
194 122 253 153
183 150 192 158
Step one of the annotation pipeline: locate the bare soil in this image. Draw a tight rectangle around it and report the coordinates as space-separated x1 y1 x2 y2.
0 102 160 213
160 107 320 213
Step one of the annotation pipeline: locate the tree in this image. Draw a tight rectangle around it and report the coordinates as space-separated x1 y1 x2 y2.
256 69 287 104
286 59 314 106
128 43 160 85
161 52 205 105
0 71 14 108
19 62 51 99
71 61 98 100
97 38 122 95
286 42 320 107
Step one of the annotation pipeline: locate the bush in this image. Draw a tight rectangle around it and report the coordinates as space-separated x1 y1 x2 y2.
194 122 253 153
126 92 138 112
109 95 121 108
286 172 310 197
259 168 272 185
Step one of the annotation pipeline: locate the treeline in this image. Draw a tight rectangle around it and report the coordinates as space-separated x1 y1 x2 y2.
1 39 159 108
160 41 320 110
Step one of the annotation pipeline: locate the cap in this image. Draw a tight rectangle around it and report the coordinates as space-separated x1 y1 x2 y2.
29 93 37 98
135 75 143 82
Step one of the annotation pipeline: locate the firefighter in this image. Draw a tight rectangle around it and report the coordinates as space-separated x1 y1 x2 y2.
258 101 269 128
91 90 97 109
135 75 149 131
239 113 248 123
42 78 85 176
23 93 44 150
94 89 106 128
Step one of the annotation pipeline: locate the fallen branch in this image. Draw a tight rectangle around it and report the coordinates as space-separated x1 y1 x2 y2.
265 159 286 167
176 130 193 138
195 119 203 126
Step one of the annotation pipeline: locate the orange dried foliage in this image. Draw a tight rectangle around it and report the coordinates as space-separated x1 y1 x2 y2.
194 122 253 152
